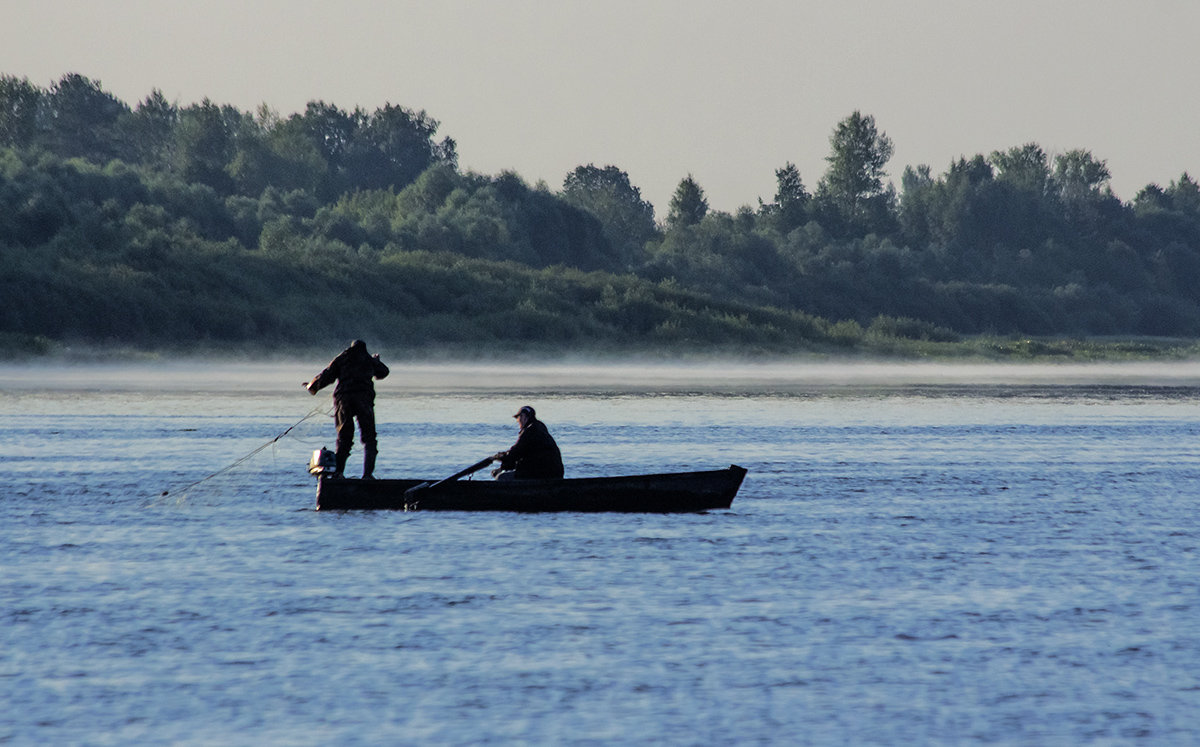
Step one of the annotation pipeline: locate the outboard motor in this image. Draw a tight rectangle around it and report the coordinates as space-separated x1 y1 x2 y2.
308 447 337 477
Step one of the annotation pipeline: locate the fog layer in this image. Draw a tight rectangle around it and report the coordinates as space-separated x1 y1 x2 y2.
1 359 1198 394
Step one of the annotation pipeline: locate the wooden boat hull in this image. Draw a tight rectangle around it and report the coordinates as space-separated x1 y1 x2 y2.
315 465 747 512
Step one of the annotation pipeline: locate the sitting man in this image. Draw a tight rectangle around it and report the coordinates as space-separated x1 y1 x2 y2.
493 405 564 480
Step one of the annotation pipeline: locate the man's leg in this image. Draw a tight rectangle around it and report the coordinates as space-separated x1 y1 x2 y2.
356 398 379 480
334 400 355 477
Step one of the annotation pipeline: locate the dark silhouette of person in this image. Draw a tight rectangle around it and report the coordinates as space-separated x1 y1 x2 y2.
493 405 564 480
305 340 389 479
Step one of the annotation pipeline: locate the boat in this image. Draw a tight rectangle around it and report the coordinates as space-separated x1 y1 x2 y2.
309 450 747 512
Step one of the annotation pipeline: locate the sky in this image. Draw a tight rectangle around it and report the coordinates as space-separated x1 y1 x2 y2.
4 1 1197 215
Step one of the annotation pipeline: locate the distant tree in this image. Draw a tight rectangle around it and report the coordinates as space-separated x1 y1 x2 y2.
980 146 1068 252
292 101 360 168
1132 175 1200 218
281 101 455 199
561 163 657 265
667 174 708 228
1052 149 1115 231
358 104 457 191
224 104 326 197
1167 172 1200 215
42 73 130 161
395 162 462 214
1131 173 1200 262
648 210 788 307
284 101 363 199
226 106 279 197
174 99 240 193
989 143 1050 195
898 164 935 246
0 75 42 148
490 170 616 270
814 111 895 236
261 121 328 196
1133 184 1171 213
1053 149 1111 203
902 155 1049 277
759 162 810 234
122 89 178 167
919 155 1054 271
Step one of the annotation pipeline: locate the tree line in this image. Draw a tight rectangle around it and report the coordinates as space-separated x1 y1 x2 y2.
2 73 1199 356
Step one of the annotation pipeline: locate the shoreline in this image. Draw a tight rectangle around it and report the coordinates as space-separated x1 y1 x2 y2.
3 334 1200 363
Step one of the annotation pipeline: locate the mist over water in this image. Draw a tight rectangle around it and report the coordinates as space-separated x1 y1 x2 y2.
3 359 1199 744
4 357 1200 392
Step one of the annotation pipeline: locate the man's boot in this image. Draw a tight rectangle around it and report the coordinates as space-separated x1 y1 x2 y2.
362 445 378 480
334 447 349 479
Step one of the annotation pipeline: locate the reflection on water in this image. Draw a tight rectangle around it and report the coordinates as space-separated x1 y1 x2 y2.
3 360 1200 744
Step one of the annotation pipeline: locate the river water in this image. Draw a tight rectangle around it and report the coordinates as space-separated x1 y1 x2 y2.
3 360 1199 745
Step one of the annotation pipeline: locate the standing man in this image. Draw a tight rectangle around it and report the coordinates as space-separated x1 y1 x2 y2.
305 340 390 479
493 405 564 480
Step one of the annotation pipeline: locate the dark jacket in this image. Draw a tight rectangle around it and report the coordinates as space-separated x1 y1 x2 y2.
310 342 389 401
500 419 564 479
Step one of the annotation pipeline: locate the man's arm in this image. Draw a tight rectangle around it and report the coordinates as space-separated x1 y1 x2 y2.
305 357 340 394
372 354 389 380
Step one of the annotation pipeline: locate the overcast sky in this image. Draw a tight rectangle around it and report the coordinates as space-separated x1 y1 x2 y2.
5 1 1197 215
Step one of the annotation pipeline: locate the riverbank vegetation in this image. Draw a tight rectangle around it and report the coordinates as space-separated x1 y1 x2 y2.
2 73 1199 361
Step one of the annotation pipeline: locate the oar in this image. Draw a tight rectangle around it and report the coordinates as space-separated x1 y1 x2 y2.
404 455 496 500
